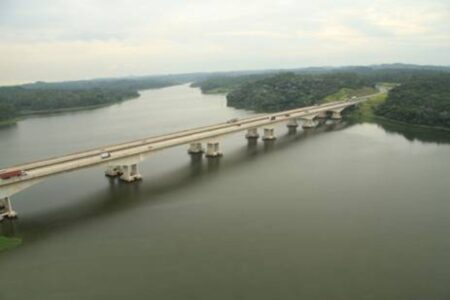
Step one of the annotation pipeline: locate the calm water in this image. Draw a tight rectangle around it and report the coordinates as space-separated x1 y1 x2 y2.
1 85 449 300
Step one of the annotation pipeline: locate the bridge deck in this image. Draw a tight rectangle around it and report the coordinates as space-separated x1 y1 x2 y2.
0 99 363 187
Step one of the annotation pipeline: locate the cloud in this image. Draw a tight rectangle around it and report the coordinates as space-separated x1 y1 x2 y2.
0 0 449 84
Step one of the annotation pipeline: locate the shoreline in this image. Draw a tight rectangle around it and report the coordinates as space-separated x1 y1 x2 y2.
0 93 141 126
0 118 19 127
0 84 184 125
372 115 450 132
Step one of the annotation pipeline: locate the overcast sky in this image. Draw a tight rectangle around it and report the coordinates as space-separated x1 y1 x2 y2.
0 0 449 85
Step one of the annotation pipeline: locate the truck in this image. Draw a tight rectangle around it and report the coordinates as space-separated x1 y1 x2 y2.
0 170 26 180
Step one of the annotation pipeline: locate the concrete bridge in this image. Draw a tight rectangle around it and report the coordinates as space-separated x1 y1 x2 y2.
0 97 368 220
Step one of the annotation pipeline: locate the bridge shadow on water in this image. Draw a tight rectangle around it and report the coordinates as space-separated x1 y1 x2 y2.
0 121 349 249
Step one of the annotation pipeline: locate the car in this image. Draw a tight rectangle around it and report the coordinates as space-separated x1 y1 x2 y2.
100 152 111 159
226 118 239 123
270 116 276 120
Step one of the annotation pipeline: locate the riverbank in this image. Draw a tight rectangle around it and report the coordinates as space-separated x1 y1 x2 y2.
347 93 450 132
0 91 143 127
0 118 19 127
19 93 139 115
374 115 450 132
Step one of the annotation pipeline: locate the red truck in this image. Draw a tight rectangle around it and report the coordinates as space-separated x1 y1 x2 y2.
0 170 26 180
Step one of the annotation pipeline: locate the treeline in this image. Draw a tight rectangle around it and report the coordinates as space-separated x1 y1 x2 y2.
193 65 450 95
375 74 450 128
226 73 370 112
0 78 178 122
190 73 274 94
21 77 179 91
193 67 450 129
0 87 138 117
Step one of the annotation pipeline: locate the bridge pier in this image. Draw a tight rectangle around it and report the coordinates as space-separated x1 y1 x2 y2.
205 141 222 158
0 197 18 221
119 164 142 182
286 119 299 129
331 111 342 120
262 128 276 141
188 142 204 155
317 111 328 119
302 119 317 129
105 166 122 177
245 128 259 140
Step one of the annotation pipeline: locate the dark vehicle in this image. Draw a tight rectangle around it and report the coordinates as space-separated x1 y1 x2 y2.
227 118 239 124
0 170 26 180
270 116 276 120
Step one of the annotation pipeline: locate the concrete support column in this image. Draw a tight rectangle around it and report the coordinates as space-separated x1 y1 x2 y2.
205 141 222 158
245 128 259 139
317 111 328 119
302 119 317 129
105 166 122 177
0 197 18 221
119 164 142 182
286 119 299 128
188 142 204 155
262 128 276 141
331 111 342 120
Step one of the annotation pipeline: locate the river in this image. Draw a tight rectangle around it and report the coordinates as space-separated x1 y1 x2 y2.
1 84 449 300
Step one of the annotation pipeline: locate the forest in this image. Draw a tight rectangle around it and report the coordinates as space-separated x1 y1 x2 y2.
0 71 263 123
226 73 370 112
375 74 450 128
1 65 449 128
193 67 450 128
0 77 178 123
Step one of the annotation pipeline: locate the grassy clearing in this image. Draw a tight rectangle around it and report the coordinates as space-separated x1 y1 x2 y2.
378 82 400 88
202 87 235 94
322 87 378 103
349 93 388 122
0 236 22 252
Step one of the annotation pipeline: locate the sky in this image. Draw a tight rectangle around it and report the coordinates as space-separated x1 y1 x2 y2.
0 0 449 85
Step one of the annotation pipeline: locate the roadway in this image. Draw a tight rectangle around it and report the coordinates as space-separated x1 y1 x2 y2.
0 98 366 189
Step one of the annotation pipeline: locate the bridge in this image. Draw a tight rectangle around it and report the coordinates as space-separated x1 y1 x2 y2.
0 96 370 221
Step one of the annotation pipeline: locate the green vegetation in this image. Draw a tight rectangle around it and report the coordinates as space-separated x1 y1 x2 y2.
194 67 449 129
1 64 449 128
191 73 272 94
0 77 179 124
348 93 388 122
0 236 22 252
226 73 369 112
375 74 450 129
0 88 139 124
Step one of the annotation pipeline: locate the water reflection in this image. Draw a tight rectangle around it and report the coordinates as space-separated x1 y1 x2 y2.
376 119 450 144
0 218 18 237
263 139 276 151
1 122 342 247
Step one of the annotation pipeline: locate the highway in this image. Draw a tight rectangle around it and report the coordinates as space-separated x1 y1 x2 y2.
0 97 367 195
